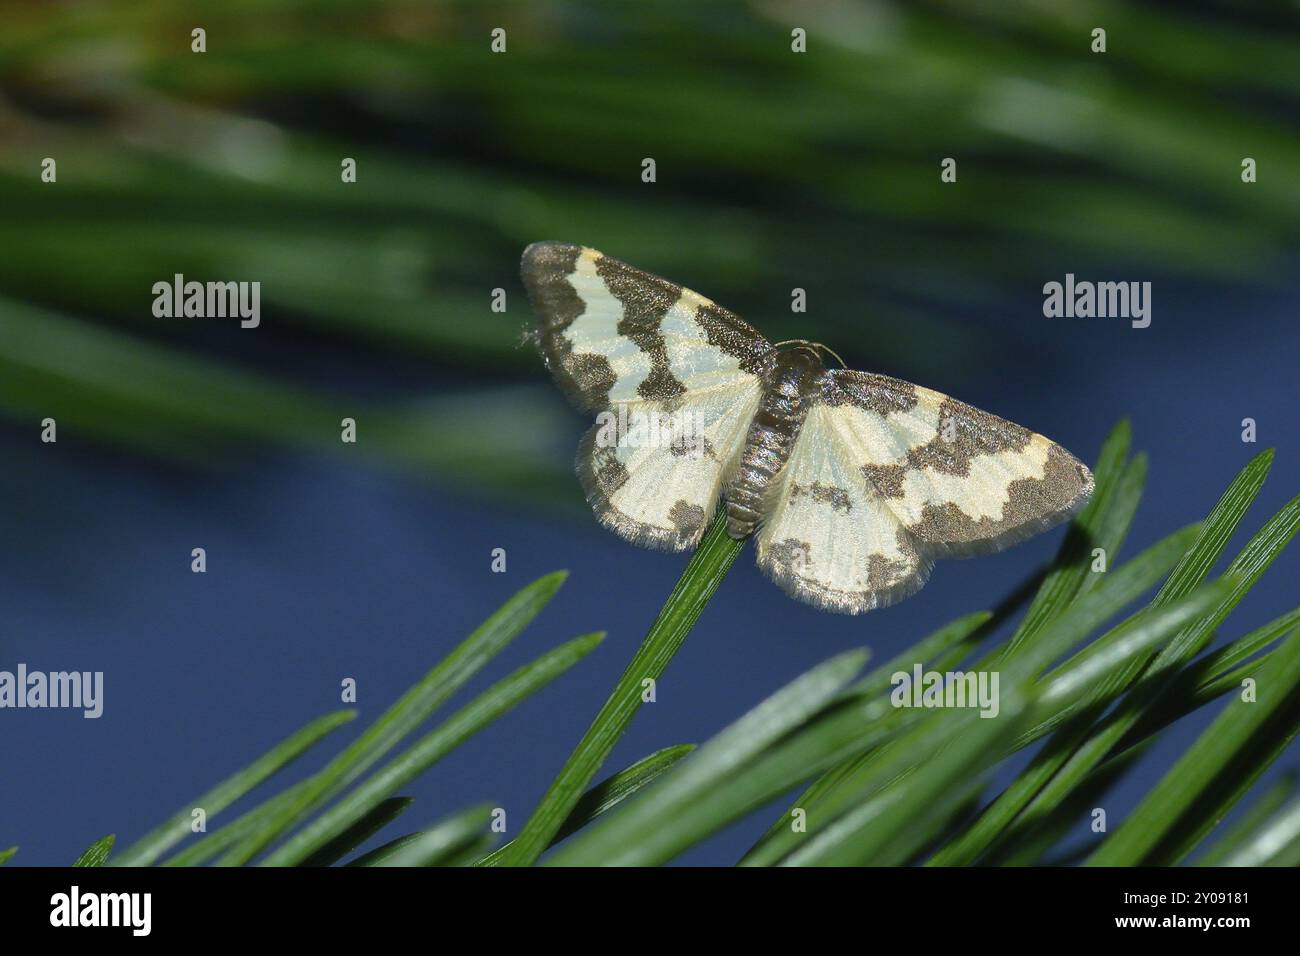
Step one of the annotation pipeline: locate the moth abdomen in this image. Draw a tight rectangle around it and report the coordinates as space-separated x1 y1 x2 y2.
725 350 824 539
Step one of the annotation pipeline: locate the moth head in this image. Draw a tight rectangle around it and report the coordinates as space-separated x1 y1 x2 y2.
770 339 844 396
777 345 822 374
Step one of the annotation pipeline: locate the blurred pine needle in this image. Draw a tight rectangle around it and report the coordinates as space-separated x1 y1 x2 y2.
2 1 1297 506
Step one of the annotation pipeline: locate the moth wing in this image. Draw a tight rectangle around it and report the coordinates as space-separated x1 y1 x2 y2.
579 381 763 551
755 400 932 613
821 370 1094 558
520 241 773 412
521 242 772 551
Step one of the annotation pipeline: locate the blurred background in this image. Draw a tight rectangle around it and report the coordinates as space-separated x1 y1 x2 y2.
0 0 1296 865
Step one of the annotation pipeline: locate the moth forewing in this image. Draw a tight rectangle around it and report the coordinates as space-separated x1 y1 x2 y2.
522 241 772 551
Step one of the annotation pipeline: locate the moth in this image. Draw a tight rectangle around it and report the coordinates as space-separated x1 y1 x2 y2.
522 242 1094 614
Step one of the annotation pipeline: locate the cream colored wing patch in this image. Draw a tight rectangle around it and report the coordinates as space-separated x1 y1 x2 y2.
521 242 773 413
756 403 932 613
821 370 1094 558
579 383 763 551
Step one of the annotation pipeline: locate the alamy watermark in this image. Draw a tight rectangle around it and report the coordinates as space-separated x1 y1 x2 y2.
50 886 150 936
152 274 260 328
1043 273 1151 328
890 664 1000 719
0 664 103 718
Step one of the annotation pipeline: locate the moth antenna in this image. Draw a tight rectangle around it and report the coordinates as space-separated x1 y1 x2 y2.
773 339 848 368
815 343 848 368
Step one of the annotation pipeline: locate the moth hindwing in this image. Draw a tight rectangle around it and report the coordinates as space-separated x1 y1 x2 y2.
522 242 1094 612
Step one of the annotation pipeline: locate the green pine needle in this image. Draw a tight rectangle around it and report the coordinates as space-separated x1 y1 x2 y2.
73 834 116 867
495 513 745 866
